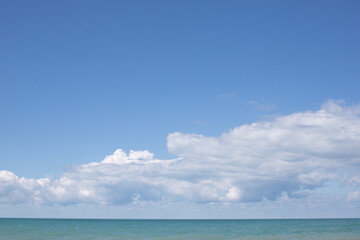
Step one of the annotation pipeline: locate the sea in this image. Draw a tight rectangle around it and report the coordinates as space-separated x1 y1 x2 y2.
0 218 359 239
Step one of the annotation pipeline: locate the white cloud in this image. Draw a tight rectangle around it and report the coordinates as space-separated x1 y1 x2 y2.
1 100 360 206
347 191 360 201
0 171 49 204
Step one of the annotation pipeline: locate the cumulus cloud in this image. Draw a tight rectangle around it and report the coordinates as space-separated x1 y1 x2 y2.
168 100 360 201
0 171 49 204
1 100 360 206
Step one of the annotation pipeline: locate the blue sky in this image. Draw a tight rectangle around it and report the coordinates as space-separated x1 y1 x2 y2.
1 0 360 218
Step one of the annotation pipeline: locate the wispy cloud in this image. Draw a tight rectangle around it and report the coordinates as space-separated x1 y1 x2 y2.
217 93 238 102
347 191 360 201
248 100 275 111
1 101 360 207
195 120 208 126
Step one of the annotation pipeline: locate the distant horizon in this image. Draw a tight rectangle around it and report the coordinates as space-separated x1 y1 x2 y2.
2 217 360 220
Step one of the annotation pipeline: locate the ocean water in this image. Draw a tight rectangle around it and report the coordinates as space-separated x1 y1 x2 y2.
0 218 359 239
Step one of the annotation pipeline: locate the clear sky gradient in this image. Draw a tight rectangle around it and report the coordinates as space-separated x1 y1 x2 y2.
1 0 360 218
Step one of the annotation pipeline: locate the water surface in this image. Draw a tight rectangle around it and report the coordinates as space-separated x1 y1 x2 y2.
1 218 359 239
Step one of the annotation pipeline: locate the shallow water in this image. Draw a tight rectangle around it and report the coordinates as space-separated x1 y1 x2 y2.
0 218 359 239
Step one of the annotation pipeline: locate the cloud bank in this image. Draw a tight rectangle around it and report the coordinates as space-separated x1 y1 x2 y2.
1 101 360 206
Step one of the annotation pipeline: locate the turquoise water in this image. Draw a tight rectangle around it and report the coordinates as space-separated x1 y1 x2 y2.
0 218 359 239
